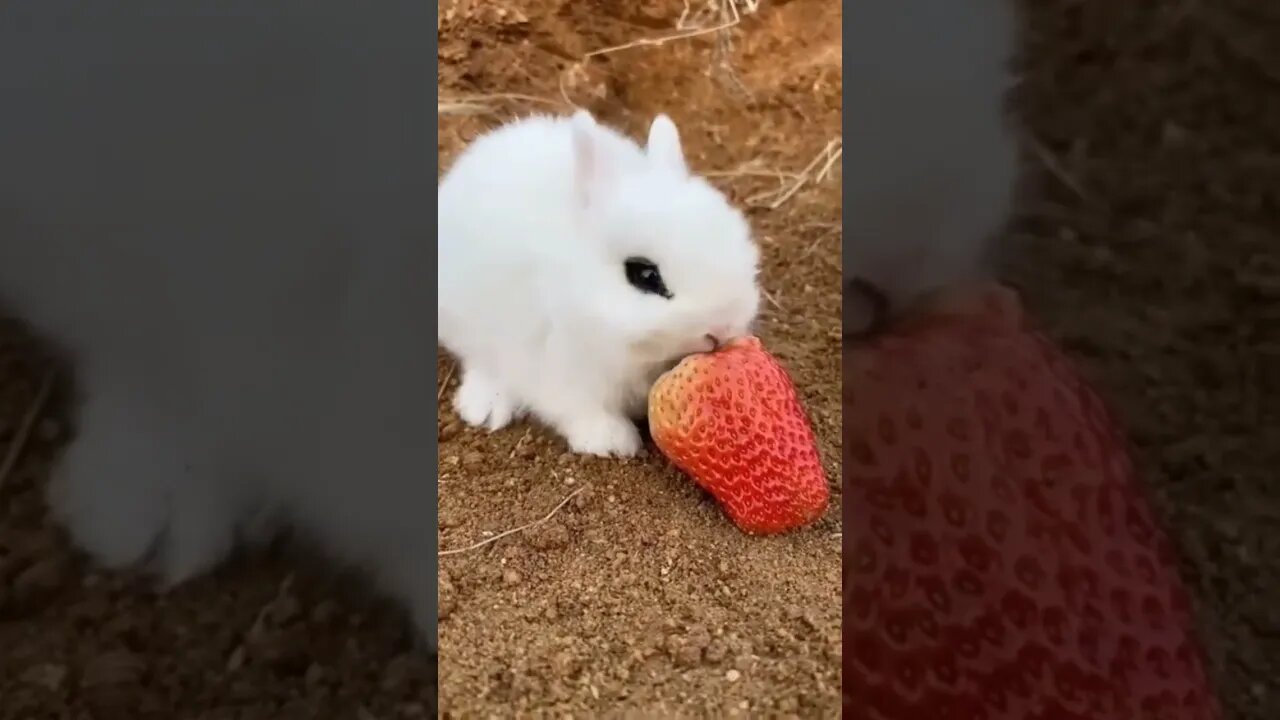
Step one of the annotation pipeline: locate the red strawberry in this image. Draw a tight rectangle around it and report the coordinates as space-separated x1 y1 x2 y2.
843 284 1220 720
648 335 830 535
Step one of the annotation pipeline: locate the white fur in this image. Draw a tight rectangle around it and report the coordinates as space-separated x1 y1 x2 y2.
843 0 1020 322
0 234 436 649
438 111 761 457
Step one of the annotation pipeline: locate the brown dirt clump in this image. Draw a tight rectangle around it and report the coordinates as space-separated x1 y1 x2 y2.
1008 1 1280 718
437 0 843 716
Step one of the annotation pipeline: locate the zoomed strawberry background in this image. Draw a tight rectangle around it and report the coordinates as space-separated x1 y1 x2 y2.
844 286 1221 719
843 2 1278 719
1005 3 1277 718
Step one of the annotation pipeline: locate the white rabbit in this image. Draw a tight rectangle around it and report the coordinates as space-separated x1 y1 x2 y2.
438 111 761 457
0 2 435 649
842 0 1020 334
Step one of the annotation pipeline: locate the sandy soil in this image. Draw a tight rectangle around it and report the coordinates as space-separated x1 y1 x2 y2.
436 0 843 717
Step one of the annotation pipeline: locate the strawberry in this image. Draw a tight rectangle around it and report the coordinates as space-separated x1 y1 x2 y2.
648 335 830 535
843 284 1220 720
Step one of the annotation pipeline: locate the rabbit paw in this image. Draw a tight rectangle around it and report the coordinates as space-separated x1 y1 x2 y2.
150 469 240 585
47 423 169 572
561 413 642 457
412 593 438 654
48 391 237 584
454 368 520 431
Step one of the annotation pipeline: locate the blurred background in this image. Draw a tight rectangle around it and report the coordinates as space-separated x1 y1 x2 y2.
0 3 434 718
1007 3 1278 718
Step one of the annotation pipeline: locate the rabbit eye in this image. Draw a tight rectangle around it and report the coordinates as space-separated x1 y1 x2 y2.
624 257 672 299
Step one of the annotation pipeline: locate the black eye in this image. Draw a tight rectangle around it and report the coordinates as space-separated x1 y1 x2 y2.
624 257 672 299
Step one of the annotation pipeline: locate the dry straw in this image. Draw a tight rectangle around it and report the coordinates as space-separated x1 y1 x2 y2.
0 369 54 490
439 487 584 557
583 0 758 59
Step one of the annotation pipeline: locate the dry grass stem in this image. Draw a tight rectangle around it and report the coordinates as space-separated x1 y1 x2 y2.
0 368 55 491
1025 133 1094 203
556 73 579 111
508 428 533 459
1189 4 1280 87
238 574 296 652
439 488 584 557
761 288 784 313
676 0 761 99
584 0 754 59
438 361 456 403
814 144 843 184
437 101 491 116
438 94 569 117
799 229 840 261
677 0 760 30
746 137 843 210
705 167 805 182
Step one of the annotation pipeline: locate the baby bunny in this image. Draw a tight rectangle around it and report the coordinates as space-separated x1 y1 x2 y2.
842 0 1021 335
0 1 435 649
438 111 761 457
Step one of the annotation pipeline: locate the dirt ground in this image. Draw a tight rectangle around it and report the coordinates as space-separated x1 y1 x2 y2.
436 0 843 717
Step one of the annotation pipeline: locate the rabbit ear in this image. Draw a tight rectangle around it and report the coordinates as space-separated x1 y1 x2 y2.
646 114 687 176
570 110 615 207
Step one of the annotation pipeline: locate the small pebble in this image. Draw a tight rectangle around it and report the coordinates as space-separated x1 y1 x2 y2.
438 422 461 442
726 669 741 682
269 594 301 625
258 628 311 676
12 557 69 608
80 650 145 687
380 654 421 692
311 600 341 625
19 663 67 691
